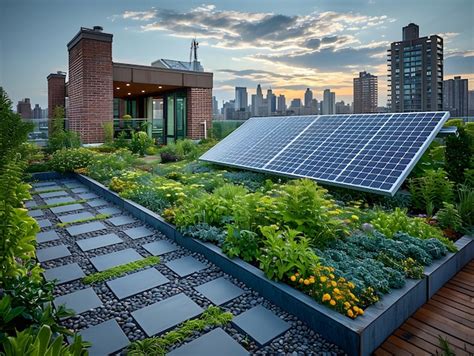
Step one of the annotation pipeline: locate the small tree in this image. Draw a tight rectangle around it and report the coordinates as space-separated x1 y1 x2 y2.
445 127 473 184
46 106 80 153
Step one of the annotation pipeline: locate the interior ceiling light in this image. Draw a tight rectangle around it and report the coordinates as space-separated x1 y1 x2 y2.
158 85 163 89
126 83 130 86
141 90 145 93
116 87 120 90
127 92 131 95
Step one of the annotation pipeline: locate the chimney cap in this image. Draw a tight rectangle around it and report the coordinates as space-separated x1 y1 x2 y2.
93 25 103 32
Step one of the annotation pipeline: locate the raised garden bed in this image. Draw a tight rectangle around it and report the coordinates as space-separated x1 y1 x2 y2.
31 172 474 355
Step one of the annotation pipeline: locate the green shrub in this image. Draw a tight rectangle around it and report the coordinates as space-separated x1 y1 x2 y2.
113 131 129 149
457 184 474 232
259 226 319 280
445 127 473 184
444 118 465 128
120 187 170 213
436 202 462 231
180 223 226 245
176 139 198 159
370 208 456 252
130 131 153 157
277 179 343 247
47 107 81 153
49 148 94 173
86 150 137 182
222 226 261 262
102 121 114 144
159 143 182 163
174 193 231 227
409 169 454 215
223 171 266 191
213 183 248 200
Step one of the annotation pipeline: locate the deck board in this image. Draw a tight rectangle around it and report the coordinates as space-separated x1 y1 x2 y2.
375 260 474 355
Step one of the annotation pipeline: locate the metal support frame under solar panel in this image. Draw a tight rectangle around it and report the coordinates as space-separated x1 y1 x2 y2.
200 112 450 196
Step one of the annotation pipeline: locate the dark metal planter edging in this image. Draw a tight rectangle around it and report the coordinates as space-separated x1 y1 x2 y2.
31 172 474 356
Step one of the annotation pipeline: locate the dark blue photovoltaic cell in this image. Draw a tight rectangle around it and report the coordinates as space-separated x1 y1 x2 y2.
200 112 449 195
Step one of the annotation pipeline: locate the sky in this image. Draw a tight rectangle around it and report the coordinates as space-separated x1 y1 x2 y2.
1 0 473 111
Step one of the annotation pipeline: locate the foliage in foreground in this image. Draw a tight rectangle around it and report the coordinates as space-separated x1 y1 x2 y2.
82 256 160 284
127 306 232 355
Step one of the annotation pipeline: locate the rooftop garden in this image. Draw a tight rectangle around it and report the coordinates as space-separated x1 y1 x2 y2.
1 84 473 354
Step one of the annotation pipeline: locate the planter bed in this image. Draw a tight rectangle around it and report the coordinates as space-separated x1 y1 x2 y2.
31 172 474 355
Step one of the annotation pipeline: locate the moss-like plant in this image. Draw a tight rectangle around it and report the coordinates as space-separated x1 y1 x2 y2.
83 256 160 284
127 306 233 355
29 199 86 211
56 213 110 228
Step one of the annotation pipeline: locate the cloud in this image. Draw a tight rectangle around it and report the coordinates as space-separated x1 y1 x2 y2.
122 6 392 53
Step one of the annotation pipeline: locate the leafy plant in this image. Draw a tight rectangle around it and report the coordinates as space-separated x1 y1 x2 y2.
130 131 153 157
258 226 319 280
445 127 473 184
82 256 160 284
436 202 462 231
180 223 226 245
222 226 260 262
49 148 94 173
102 121 114 144
457 184 474 232
159 143 182 163
47 106 81 153
86 150 137 183
409 169 454 215
127 306 232 356
113 131 129 149
1 324 88 356
175 139 198 160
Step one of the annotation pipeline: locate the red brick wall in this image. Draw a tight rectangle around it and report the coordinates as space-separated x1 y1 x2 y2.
47 76 66 118
186 88 212 139
68 38 113 143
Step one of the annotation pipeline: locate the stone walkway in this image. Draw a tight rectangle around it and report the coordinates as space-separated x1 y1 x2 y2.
29 179 344 355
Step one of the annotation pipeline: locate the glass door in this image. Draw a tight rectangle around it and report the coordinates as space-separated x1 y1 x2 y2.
164 91 187 144
166 96 175 143
152 98 164 144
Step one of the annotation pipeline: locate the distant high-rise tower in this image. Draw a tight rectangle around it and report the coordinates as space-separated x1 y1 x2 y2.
33 104 42 119
17 98 32 119
304 88 313 108
234 87 248 111
252 84 264 116
353 71 378 113
212 96 219 115
443 76 469 117
322 89 336 115
267 89 276 113
278 95 286 112
388 23 443 112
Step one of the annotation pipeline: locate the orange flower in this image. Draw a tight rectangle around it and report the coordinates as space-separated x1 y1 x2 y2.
330 300 336 306
290 275 296 282
322 293 331 302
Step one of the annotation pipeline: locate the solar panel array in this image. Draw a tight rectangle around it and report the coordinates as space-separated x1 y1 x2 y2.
201 112 449 195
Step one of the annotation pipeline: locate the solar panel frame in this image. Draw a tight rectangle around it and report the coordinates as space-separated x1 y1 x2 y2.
200 112 450 196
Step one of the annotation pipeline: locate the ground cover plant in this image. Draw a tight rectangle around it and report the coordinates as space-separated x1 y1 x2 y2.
38 116 472 319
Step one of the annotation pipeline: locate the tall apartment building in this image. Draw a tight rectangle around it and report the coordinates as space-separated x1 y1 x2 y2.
212 96 219 115
32 104 43 119
322 89 336 115
353 71 378 113
17 98 32 119
388 23 443 112
234 87 248 111
443 76 469 117
277 94 286 112
304 88 313 108
267 89 276 114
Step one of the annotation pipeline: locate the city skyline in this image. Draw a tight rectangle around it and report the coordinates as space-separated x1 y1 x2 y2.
1 0 473 110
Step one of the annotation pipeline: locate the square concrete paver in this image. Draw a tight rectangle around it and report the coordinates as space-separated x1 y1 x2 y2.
50 203 84 214
108 216 136 226
25 200 37 208
36 244 71 262
76 319 129 356
63 182 84 189
54 288 102 315
98 206 122 215
168 328 248 356
88 199 108 208
132 293 203 337
45 196 75 205
58 211 94 224
71 187 89 193
40 191 69 199
90 248 143 271
34 185 62 193
66 221 107 236
78 192 99 200
165 256 207 277
195 277 245 305
123 226 154 240
32 181 57 188
28 209 44 217
36 230 60 244
143 240 179 256
76 233 123 252
232 306 290 346
107 268 169 299
43 263 85 284
36 219 52 228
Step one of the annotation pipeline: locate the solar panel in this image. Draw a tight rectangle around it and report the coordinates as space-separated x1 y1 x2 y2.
200 112 449 195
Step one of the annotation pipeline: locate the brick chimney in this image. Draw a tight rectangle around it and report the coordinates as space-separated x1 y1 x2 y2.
67 26 113 144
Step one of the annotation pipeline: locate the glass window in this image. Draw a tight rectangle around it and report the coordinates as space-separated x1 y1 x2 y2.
167 96 175 139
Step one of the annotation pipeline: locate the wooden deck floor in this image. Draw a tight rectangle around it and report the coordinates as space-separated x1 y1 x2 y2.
375 260 474 356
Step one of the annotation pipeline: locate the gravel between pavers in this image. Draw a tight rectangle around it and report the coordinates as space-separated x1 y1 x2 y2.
31 179 346 355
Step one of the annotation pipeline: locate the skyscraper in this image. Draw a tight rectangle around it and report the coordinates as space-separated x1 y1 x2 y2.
443 76 469 117
235 87 248 111
267 89 276 113
33 104 42 119
353 71 378 113
278 95 286 112
251 84 264 116
304 88 313 108
322 89 336 115
17 98 32 119
212 96 219 115
388 23 443 112
469 90 474 116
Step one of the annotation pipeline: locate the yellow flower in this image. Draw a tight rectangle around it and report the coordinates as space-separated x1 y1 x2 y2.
344 302 351 309
320 276 327 283
331 281 337 287
322 293 331 302
348 282 355 289
353 306 359 313
330 300 336 306
290 275 296 282
333 288 340 294
358 308 364 315
347 309 354 318
329 274 335 279
351 215 359 221
304 279 310 286
299 278 304 284
309 277 315 284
